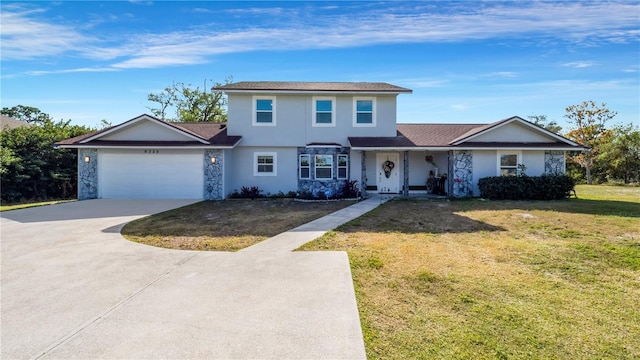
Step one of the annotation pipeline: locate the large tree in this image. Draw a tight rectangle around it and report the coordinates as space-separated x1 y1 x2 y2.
1 108 93 202
597 124 640 184
564 101 617 184
147 77 231 123
527 114 562 134
1 105 51 124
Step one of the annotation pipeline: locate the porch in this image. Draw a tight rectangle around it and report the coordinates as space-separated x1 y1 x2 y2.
359 150 453 197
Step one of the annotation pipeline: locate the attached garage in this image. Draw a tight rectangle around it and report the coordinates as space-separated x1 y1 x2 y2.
55 114 242 200
98 149 204 199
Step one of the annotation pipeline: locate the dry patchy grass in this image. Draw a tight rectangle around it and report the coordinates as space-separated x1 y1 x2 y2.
122 198 353 251
0 199 74 212
300 186 640 359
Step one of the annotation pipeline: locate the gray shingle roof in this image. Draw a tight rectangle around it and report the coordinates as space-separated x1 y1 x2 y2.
56 115 241 148
215 81 412 93
0 115 31 130
350 118 583 149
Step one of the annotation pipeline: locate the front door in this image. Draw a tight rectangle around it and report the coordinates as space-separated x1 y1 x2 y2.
376 152 400 193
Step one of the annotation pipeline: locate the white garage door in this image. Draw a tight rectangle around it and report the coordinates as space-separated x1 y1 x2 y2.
99 150 203 199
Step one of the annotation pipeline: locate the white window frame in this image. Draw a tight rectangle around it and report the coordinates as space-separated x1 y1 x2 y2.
497 151 521 176
254 152 277 176
252 96 276 126
312 96 336 127
337 154 348 179
315 154 333 180
353 97 376 127
299 154 311 179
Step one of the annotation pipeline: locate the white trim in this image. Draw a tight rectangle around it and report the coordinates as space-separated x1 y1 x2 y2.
452 117 581 147
312 96 336 127
497 150 522 176
314 154 334 180
305 144 342 148
337 154 348 180
57 144 239 150
221 89 410 95
299 154 311 179
80 114 209 144
350 146 578 151
252 96 276 126
353 97 376 127
254 152 277 176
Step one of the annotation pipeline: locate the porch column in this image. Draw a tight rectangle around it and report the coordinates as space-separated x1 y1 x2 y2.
403 151 409 196
361 151 367 197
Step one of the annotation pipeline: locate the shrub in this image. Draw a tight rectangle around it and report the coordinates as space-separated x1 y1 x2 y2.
340 180 360 199
478 174 575 200
229 186 264 200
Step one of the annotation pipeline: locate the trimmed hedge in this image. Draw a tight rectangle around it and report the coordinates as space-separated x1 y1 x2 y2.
478 175 576 200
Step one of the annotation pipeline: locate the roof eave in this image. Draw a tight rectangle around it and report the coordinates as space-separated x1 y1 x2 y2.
56 144 239 150
79 114 210 145
220 89 412 95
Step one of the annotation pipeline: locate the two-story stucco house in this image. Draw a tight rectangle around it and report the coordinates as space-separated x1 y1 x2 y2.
57 81 583 200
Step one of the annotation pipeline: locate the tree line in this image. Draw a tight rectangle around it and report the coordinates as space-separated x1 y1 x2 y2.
1 106 94 202
529 100 639 185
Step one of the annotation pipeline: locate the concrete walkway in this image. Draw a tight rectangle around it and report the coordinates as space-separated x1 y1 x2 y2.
242 194 391 252
1 196 390 359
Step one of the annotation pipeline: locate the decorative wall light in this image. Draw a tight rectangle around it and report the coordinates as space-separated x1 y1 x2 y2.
84 156 91 163
210 156 217 164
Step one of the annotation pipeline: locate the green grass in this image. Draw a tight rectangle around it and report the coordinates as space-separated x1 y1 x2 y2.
0 200 74 212
300 186 640 359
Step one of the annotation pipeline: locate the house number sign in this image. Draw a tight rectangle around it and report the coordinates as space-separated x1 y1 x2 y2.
144 149 160 154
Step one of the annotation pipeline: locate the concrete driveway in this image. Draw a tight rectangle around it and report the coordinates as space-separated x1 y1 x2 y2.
1 200 366 359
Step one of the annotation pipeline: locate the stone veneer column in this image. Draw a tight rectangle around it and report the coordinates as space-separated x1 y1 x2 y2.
78 149 98 200
451 150 473 197
544 151 566 174
204 149 224 200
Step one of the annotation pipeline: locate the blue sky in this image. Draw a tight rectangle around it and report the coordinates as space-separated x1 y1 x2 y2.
1 1 639 131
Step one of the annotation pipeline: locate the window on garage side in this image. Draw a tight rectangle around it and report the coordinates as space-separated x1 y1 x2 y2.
499 152 520 176
315 154 333 180
337 154 348 179
299 154 310 179
255 152 277 176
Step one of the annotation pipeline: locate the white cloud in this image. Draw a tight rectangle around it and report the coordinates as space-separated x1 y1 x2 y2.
485 72 518 78
562 61 598 68
0 6 94 60
26 67 120 76
2 2 639 70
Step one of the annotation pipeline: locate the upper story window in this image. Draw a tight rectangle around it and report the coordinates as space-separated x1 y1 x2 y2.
353 97 376 127
498 152 520 176
253 96 276 126
315 154 333 180
312 97 335 127
254 152 277 176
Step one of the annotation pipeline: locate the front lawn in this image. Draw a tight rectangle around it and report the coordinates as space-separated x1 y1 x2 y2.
121 199 354 251
300 185 640 359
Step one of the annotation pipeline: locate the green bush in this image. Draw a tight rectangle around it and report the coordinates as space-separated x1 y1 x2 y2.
478 174 575 200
